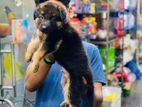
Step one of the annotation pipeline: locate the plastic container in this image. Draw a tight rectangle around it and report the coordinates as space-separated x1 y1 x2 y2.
103 86 122 107
0 23 10 38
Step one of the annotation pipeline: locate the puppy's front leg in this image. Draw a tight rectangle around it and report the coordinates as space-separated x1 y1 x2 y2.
25 37 40 62
32 42 47 72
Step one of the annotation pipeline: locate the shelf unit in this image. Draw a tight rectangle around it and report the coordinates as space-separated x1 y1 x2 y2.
71 0 115 73
73 1 139 95
0 36 16 107
90 38 115 73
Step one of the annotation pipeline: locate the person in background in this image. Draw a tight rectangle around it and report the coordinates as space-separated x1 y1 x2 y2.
25 41 106 107
25 0 106 107
120 31 142 80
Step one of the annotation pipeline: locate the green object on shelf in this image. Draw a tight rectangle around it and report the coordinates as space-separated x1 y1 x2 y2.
3 53 24 80
3 53 12 79
122 89 131 97
99 46 115 71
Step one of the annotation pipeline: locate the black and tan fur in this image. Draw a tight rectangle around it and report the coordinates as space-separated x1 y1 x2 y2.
25 0 95 107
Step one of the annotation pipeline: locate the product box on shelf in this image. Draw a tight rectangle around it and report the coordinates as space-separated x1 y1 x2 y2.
99 46 115 72
103 86 122 107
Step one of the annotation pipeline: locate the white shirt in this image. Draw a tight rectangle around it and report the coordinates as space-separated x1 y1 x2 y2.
120 34 136 65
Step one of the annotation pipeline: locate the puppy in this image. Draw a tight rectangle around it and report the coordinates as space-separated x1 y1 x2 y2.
25 0 70 66
25 0 95 107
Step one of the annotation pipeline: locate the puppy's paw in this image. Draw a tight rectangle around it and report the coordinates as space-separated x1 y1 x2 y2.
25 37 40 62
60 101 70 107
25 52 33 62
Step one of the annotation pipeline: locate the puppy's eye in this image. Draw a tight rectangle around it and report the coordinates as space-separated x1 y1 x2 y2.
49 15 55 20
39 15 44 20
56 21 62 28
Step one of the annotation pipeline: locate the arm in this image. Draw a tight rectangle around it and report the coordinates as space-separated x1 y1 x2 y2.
25 54 54 92
94 82 103 107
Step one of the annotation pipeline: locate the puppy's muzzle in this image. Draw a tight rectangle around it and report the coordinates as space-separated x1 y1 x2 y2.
41 20 50 29
35 17 50 31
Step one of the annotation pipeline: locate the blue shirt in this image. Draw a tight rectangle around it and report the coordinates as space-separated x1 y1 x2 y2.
35 41 106 107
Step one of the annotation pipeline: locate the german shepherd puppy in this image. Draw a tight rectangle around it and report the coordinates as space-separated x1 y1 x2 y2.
25 0 94 107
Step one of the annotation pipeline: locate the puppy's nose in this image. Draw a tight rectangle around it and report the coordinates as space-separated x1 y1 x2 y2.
42 25 46 29
41 20 50 29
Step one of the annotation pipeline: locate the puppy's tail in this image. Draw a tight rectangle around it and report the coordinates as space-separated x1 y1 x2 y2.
84 85 95 107
81 75 95 107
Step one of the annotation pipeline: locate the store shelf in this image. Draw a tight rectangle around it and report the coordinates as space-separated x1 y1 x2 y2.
0 36 12 44
1 86 14 90
90 38 115 45
0 35 16 105
0 50 12 53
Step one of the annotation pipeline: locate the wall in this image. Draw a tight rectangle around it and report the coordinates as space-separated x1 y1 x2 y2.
0 0 22 23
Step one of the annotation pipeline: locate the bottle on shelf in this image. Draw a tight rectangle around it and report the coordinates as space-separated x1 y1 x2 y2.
4 6 16 25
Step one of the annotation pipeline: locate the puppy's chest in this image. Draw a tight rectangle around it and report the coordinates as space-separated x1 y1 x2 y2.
54 48 87 65
54 49 74 62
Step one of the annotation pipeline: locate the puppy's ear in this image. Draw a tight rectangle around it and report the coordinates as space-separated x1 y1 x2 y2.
59 0 70 7
57 8 66 21
33 10 39 20
34 0 47 6
33 10 37 20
